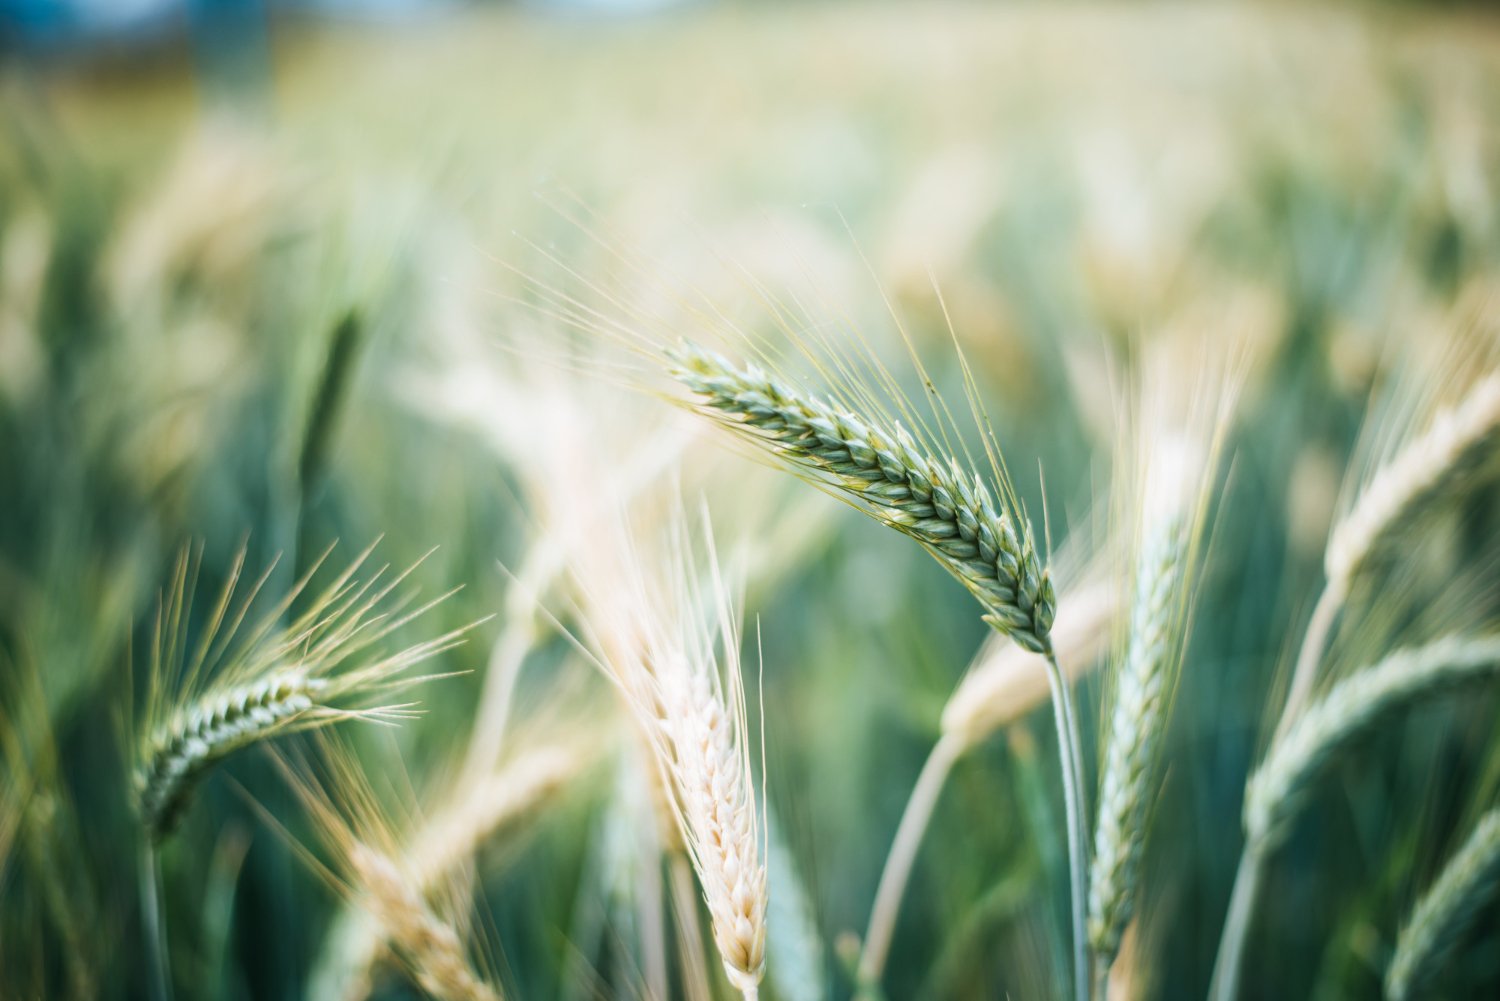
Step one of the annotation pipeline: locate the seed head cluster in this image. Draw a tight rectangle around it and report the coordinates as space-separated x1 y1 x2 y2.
662 669 767 995
673 344 1054 653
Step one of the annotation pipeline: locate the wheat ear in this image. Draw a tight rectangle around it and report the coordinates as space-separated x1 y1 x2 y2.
138 669 323 835
1246 636 1500 853
1386 808 1500 1000
670 346 1090 1000
136 544 472 840
661 669 768 999
1214 378 1500 1001
1327 374 1500 593
1280 375 1500 732
348 844 501 1001
311 738 595 1001
671 344 1055 652
1087 515 1186 972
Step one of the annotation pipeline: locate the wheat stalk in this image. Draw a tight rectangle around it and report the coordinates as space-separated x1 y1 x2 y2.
1280 374 1500 733
660 667 768 999
412 741 595 887
1327 373 1500 594
138 669 323 835
135 543 471 840
1386 807 1500 1000
667 346 1090 998
943 578 1119 750
1087 515 1186 972
671 343 1055 653
349 843 502 1001
1247 636 1500 853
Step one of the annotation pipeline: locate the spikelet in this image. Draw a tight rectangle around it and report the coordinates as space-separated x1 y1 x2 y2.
1386 808 1500 1000
135 542 471 839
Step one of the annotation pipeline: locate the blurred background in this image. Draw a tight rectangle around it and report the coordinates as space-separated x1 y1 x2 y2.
5 1 1500 999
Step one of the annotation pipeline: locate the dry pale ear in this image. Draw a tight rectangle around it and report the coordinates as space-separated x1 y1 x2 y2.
312 732 601 1001
348 844 502 1001
551 493 769 1001
1387 808 1500 1001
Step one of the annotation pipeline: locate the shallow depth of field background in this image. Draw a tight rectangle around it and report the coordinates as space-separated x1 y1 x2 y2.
4 1 1500 999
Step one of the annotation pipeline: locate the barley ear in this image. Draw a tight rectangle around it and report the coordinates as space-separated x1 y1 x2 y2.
1386 808 1500 1001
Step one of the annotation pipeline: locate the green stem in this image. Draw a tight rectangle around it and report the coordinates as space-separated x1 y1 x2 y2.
140 844 173 1001
1212 584 1338 1000
857 733 965 990
1044 650 1090 1001
1209 849 1264 1001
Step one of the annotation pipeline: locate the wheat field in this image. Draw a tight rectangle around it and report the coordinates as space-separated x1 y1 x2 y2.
5 2 1500 999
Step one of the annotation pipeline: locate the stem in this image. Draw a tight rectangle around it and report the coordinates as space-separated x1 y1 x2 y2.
459 606 539 779
1274 583 1344 743
669 852 713 1001
1093 961 1111 1001
1209 850 1264 1001
140 844 173 1001
1044 650 1090 1001
1208 583 1339 997
857 733 965 988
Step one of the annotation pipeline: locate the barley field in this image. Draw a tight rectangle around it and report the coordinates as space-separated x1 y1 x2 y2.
5 2 1500 999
